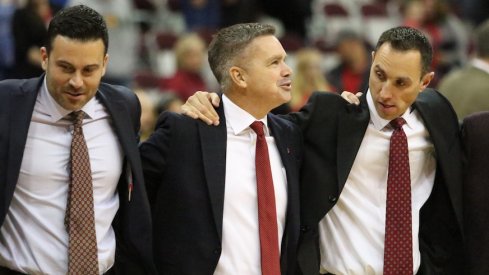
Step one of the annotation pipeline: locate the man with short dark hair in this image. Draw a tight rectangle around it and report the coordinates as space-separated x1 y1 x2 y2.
140 23 303 274
0 5 155 274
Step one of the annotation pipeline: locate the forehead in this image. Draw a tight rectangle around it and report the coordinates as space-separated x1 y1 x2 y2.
373 43 423 79
244 35 285 58
49 35 106 62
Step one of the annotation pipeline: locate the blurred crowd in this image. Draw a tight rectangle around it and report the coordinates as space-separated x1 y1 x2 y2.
1 0 488 137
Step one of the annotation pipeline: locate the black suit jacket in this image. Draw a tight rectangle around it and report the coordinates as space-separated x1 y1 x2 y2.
140 102 303 275
285 89 464 275
462 111 489 275
0 76 156 274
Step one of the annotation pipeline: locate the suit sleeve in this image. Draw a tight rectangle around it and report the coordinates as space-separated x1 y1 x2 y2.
139 112 174 206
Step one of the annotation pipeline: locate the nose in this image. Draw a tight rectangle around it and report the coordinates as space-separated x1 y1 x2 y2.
378 83 392 100
282 62 292 78
69 72 83 89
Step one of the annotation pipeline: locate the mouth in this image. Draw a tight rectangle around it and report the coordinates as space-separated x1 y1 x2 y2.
278 79 292 91
378 101 397 112
65 91 85 100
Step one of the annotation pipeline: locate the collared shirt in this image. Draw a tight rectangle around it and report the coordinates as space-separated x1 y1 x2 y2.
319 90 436 275
0 78 123 274
214 95 288 275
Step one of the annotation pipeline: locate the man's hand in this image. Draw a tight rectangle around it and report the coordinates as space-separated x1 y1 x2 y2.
181 91 221 125
340 91 362 105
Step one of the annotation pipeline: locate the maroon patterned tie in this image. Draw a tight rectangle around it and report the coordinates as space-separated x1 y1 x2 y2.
383 117 412 275
250 121 281 275
65 110 99 275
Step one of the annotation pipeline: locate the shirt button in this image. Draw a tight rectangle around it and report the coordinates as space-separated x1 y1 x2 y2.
328 195 337 203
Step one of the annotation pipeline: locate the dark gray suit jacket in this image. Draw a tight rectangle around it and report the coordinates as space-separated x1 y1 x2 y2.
286 89 464 275
462 111 489 275
140 101 303 275
0 76 156 274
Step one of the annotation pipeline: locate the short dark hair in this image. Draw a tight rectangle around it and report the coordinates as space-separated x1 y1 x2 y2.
46 5 108 55
375 26 433 75
208 23 275 90
475 19 489 58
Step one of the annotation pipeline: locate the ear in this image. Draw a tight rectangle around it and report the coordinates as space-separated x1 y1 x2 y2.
229 66 247 88
101 54 109 76
40 47 48 71
419 71 435 91
371 51 375 60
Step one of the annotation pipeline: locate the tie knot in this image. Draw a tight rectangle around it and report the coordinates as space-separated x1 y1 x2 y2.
389 117 406 130
250 121 265 137
70 111 85 127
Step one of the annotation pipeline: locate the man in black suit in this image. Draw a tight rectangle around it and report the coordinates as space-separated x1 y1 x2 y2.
462 111 489 275
140 23 303 275
184 26 464 274
0 5 155 274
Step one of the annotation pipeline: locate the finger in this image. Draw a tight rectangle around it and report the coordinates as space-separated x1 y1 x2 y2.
183 104 215 125
210 93 221 108
195 92 219 122
349 94 360 105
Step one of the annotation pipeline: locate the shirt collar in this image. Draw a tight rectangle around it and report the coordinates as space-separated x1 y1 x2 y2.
366 89 414 131
40 76 97 122
222 94 269 136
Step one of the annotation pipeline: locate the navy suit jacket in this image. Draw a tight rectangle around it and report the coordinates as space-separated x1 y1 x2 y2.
140 101 303 275
0 76 156 274
286 89 464 275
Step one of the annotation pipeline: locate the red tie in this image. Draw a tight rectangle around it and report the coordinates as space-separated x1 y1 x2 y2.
250 121 281 275
66 111 99 275
383 117 412 275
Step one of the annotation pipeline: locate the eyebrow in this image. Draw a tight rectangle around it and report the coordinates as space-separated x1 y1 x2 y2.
265 54 286 64
374 64 412 83
55 60 100 70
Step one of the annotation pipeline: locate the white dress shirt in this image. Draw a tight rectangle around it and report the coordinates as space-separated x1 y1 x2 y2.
213 95 288 275
0 78 123 274
319 90 436 275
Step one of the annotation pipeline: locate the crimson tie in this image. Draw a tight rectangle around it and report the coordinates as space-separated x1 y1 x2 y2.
383 117 412 275
250 121 281 275
65 110 99 275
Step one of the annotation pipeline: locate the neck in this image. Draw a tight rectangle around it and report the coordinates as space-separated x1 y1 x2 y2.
225 90 270 119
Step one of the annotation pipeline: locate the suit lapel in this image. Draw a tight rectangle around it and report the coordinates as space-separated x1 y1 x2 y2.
5 77 43 211
96 89 138 164
199 104 227 240
267 115 296 185
413 94 463 226
336 94 370 191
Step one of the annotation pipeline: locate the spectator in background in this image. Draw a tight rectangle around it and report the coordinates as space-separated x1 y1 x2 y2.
164 33 208 101
10 0 52 79
327 30 370 95
156 92 183 114
402 0 469 86
438 19 489 120
67 0 138 86
135 89 158 142
0 0 16 80
181 0 220 31
290 48 333 111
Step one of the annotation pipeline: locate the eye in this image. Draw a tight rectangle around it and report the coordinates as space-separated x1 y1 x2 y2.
59 64 74 73
375 70 385 80
396 79 408 87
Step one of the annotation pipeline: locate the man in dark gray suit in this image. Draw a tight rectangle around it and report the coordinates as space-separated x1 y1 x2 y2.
0 5 155 274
